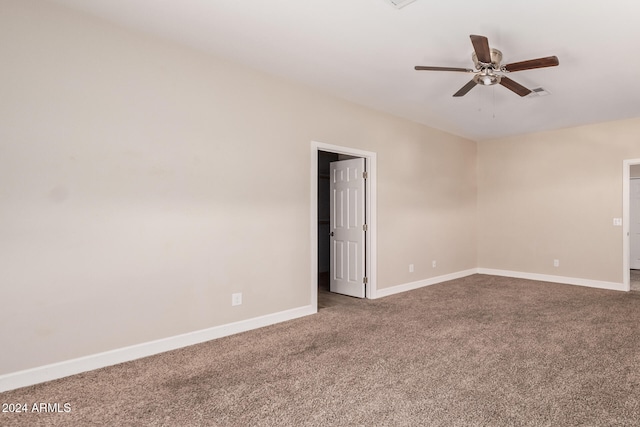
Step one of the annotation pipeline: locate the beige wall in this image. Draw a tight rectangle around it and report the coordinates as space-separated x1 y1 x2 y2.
5 0 637 380
632 164 640 178
0 0 476 374
478 118 640 283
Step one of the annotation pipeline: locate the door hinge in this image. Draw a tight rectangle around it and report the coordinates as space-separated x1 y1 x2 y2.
363 171 368 179
363 276 368 284
363 224 368 232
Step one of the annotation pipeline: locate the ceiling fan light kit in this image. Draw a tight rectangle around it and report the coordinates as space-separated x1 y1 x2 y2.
415 35 559 97
475 71 501 86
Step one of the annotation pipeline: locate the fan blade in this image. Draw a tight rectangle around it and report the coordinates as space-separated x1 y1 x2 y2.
499 76 532 97
453 79 478 97
414 66 474 72
504 56 559 72
470 35 491 63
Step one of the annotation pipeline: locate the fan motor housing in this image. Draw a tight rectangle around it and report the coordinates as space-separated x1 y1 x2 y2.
472 48 503 69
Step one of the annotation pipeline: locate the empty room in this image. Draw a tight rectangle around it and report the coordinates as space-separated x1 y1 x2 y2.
2 0 640 425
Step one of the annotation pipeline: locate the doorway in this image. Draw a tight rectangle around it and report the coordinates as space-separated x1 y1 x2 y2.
310 141 377 308
318 151 363 295
623 159 640 291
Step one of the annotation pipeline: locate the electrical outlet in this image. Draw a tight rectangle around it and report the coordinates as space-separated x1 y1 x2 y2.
432 260 437 268
232 293 242 306
613 218 622 226
409 264 414 273
553 259 559 267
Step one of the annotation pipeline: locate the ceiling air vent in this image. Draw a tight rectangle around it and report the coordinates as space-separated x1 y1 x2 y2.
385 0 418 9
527 87 551 98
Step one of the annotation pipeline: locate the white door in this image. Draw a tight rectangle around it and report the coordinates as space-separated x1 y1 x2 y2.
631 178 640 269
330 158 366 298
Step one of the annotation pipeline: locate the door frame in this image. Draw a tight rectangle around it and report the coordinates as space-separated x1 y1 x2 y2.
623 158 640 291
310 141 377 307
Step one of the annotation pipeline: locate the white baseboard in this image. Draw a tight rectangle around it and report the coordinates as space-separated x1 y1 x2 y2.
0 305 316 393
373 268 478 298
477 268 626 292
372 267 625 300
0 268 625 393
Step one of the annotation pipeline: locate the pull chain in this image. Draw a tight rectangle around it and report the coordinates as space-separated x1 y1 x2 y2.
492 86 496 119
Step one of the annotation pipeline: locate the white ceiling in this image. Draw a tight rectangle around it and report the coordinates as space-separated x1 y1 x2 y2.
48 0 640 141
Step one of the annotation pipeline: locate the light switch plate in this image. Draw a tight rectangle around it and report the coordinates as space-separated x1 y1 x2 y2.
613 218 622 226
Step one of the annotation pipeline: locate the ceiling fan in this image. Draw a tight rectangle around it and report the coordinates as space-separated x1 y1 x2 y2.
414 35 559 97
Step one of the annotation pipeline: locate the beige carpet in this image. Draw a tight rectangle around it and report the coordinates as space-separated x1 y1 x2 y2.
631 269 640 291
3 274 640 426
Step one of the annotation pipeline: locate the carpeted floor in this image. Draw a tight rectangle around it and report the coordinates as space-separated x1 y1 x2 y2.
3 274 640 426
631 269 640 291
